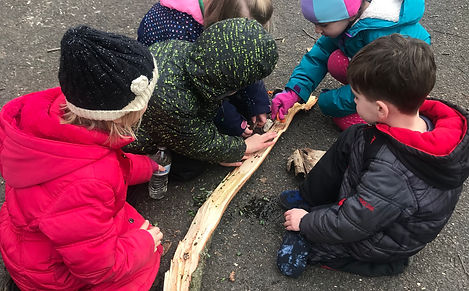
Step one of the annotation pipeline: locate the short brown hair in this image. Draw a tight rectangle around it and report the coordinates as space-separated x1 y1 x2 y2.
347 34 436 114
204 0 273 30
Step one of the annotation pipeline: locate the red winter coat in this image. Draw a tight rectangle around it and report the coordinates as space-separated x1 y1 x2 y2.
0 87 162 290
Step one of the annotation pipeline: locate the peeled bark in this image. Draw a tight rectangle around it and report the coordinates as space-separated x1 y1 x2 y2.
287 148 326 177
163 96 317 291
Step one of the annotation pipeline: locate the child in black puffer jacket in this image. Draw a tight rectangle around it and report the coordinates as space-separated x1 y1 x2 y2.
277 34 469 278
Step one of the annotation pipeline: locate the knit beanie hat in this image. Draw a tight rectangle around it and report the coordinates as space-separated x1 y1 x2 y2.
59 25 158 121
301 0 362 23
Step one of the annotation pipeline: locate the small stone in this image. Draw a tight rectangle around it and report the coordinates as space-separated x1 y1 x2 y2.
263 119 274 132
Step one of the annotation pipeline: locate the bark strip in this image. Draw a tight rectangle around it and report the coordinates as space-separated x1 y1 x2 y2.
163 96 317 291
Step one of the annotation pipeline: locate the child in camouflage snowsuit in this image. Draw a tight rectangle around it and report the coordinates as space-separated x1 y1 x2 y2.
137 0 274 138
126 18 278 179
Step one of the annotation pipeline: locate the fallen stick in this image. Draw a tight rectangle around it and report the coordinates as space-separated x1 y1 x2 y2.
302 28 316 39
458 253 469 277
163 96 317 291
46 47 61 53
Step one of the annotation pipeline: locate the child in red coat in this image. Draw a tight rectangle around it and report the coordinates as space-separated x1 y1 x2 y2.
0 25 163 290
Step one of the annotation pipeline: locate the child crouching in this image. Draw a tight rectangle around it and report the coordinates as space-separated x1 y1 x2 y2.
277 34 469 278
0 26 163 290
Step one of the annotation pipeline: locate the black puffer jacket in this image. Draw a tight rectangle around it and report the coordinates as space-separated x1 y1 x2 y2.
299 99 469 263
127 18 278 162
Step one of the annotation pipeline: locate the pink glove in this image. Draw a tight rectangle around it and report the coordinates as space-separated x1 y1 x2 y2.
270 89 301 120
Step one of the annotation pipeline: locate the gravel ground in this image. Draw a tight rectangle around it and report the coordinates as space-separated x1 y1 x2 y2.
0 0 468 290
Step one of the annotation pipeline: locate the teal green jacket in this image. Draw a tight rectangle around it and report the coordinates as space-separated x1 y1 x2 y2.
127 19 278 163
286 0 431 117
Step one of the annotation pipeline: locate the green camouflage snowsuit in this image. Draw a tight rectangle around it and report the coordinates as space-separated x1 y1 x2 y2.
127 18 278 163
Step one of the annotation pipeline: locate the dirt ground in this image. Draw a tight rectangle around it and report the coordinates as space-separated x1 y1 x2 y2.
0 0 468 290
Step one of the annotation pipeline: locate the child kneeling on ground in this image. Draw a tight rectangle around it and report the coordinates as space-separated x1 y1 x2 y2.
277 34 469 278
271 0 431 131
0 26 164 290
126 18 278 180
137 0 274 138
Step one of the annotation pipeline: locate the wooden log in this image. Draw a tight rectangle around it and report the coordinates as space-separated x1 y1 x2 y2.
301 148 326 173
286 149 304 176
287 148 326 177
163 96 317 291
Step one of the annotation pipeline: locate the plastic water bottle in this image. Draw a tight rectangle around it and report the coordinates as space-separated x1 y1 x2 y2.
148 147 171 200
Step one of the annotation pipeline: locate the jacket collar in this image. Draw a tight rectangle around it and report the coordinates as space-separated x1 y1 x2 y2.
376 99 467 156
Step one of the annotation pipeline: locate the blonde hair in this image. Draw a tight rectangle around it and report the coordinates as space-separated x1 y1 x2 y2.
204 0 273 31
61 104 144 144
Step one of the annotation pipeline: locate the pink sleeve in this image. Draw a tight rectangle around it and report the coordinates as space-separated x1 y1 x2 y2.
39 182 159 285
125 153 153 185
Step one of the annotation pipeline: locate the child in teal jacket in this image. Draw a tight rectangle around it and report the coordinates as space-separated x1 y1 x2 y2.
271 0 430 130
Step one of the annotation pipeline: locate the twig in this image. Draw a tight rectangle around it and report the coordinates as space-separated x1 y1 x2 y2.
456 67 466 75
302 28 316 39
46 47 61 53
431 29 463 38
458 253 469 277
274 213 284 222
274 37 285 43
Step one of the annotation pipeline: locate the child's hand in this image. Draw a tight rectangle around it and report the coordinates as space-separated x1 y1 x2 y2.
140 220 163 252
241 126 253 138
219 161 242 167
270 90 301 120
240 120 253 138
251 113 268 128
219 154 251 167
149 159 165 172
283 208 308 231
245 132 277 154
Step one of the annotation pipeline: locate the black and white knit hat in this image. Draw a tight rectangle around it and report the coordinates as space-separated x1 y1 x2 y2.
58 25 158 121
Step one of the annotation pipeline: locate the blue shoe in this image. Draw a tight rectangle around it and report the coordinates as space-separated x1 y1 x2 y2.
277 231 311 278
279 190 310 210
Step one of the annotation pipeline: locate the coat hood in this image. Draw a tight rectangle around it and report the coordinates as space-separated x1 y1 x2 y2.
146 18 277 121
377 99 469 189
0 87 130 188
160 0 204 25
349 0 426 36
185 18 278 102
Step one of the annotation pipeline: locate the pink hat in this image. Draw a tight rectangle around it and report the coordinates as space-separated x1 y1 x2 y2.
301 0 362 23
